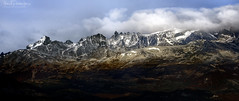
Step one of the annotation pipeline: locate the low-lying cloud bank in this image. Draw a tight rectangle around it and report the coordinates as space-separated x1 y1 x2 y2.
83 4 239 36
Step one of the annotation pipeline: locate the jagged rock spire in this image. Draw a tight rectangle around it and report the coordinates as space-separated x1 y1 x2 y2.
65 40 73 44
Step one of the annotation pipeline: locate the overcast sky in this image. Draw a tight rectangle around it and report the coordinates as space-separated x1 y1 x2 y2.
0 0 239 52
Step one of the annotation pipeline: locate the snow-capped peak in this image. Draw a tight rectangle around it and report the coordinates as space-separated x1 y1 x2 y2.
148 28 184 35
24 29 236 59
27 36 51 49
39 36 47 43
175 30 197 40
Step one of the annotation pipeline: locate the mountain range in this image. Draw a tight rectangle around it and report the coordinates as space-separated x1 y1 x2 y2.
0 28 239 101
13 28 239 59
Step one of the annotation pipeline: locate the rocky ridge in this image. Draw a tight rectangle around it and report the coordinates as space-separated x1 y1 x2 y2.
1 29 239 101
20 29 239 60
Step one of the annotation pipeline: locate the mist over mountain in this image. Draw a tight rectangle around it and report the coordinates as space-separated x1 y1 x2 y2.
84 4 239 35
1 4 239 52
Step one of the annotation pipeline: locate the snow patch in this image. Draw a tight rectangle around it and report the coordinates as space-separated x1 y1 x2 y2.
147 47 160 51
165 38 173 45
131 51 137 53
120 35 124 40
125 39 130 46
28 44 34 49
176 30 196 40
121 53 126 56
33 42 43 48
40 36 47 42
146 28 183 36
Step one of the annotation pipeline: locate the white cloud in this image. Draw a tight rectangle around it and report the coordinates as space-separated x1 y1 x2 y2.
108 8 127 21
83 4 239 37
